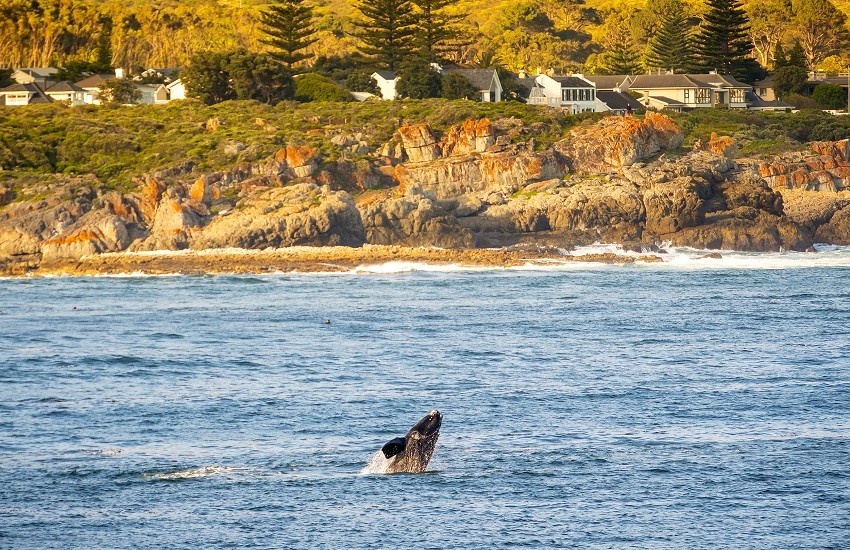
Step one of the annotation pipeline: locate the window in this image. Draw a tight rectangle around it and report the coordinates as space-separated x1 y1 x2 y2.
695 89 711 103
684 89 690 103
759 88 767 96
730 89 745 103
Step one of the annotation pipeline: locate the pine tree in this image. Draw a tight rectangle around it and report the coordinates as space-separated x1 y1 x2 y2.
604 38 641 75
645 9 695 73
772 42 787 69
412 0 464 61
788 41 807 69
260 0 318 70
693 0 760 80
354 0 418 70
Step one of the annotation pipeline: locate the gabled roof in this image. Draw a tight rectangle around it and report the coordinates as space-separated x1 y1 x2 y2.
75 74 113 88
372 71 396 81
549 75 594 88
596 90 643 111
631 73 751 90
46 81 85 93
0 82 53 103
584 75 632 90
753 76 774 88
14 67 58 78
165 78 183 89
745 90 792 109
647 95 686 106
447 68 498 91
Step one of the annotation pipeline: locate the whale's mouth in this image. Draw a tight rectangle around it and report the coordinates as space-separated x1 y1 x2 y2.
413 410 442 438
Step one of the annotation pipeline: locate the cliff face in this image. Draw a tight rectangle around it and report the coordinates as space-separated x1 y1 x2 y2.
3 112 850 270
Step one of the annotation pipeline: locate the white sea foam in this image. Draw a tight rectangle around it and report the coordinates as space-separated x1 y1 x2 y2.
142 465 246 481
359 450 391 475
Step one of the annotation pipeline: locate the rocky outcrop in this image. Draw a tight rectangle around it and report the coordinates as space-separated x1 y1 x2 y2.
359 194 473 248
191 183 364 249
7 113 850 267
750 140 850 192
555 112 683 174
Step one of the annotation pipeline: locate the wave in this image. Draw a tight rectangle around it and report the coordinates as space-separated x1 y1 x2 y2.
142 465 248 481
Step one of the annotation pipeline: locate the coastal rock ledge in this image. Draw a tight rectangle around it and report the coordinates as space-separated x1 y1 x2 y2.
3 112 850 274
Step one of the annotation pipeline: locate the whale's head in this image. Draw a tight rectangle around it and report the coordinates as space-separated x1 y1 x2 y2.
410 409 442 440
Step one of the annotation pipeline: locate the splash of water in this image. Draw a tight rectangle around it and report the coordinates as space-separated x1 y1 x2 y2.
359 451 391 475
142 465 243 481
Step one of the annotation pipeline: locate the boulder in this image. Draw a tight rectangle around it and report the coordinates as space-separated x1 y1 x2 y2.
41 211 131 260
441 119 495 157
358 194 473 248
814 204 850 244
192 183 364 249
398 124 441 162
642 177 706 235
556 112 683 174
693 132 739 158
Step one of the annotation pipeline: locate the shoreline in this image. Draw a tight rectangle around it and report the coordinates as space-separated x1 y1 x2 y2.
0 245 666 278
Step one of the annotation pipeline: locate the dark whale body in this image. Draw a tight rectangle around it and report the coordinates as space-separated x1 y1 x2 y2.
380 410 442 473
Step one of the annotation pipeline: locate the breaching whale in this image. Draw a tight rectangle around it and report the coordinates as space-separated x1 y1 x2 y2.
377 410 442 474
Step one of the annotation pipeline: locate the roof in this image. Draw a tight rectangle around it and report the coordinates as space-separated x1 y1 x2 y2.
647 95 686 106
549 75 594 88
372 71 396 81
596 90 643 111
46 81 85 93
14 67 58 77
447 68 498 91
165 78 183 89
584 75 632 90
0 82 53 103
631 73 750 90
753 76 774 88
745 90 792 109
75 74 113 88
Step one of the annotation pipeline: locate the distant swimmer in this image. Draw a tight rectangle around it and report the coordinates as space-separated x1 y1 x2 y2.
324 319 331 325
375 410 442 473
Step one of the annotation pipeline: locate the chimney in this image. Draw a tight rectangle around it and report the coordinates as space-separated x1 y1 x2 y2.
115 68 124 79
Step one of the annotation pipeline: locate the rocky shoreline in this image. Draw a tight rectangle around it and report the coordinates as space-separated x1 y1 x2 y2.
4 111 850 276
0 245 668 277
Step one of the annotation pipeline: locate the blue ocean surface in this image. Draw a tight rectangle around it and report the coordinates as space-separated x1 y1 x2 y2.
1 247 849 548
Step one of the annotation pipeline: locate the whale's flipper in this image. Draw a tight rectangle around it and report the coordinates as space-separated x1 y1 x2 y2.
381 437 407 458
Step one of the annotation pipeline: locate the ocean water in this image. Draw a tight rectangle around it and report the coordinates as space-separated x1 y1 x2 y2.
2 247 849 549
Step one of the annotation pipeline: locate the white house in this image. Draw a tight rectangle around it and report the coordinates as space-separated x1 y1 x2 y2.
166 78 185 100
371 71 398 100
529 74 597 113
445 68 502 102
74 73 112 104
44 81 86 105
0 82 53 106
136 83 169 104
12 67 58 86
627 73 751 111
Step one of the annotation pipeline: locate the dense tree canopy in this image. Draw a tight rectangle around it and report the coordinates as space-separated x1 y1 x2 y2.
645 1 694 73
260 0 318 69
353 0 418 69
693 0 760 80
182 49 293 105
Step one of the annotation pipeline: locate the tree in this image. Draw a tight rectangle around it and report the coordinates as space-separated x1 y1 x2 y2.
788 41 807 69
812 83 846 109
260 0 318 69
746 0 792 69
772 42 788 69
353 0 418 70
183 51 235 104
294 73 353 101
183 49 293 105
791 0 850 69
99 78 142 104
94 16 114 70
599 15 641 74
412 0 464 61
395 56 441 98
0 69 12 88
693 0 761 81
773 65 808 97
440 73 477 99
345 70 379 94
645 3 695 73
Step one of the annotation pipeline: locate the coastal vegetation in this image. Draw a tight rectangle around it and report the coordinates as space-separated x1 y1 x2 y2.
2 100 850 196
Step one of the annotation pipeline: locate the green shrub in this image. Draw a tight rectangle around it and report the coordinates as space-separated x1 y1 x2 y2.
812 83 847 110
294 73 353 102
441 74 478 100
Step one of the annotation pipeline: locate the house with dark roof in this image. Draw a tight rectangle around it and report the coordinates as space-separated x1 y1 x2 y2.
0 82 53 106
583 75 634 92
74 73 115 104
595 90 644 115
45 81 86 105
529 74 597 113
445 68 502 102
627 73 751 111
12 67 58 86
